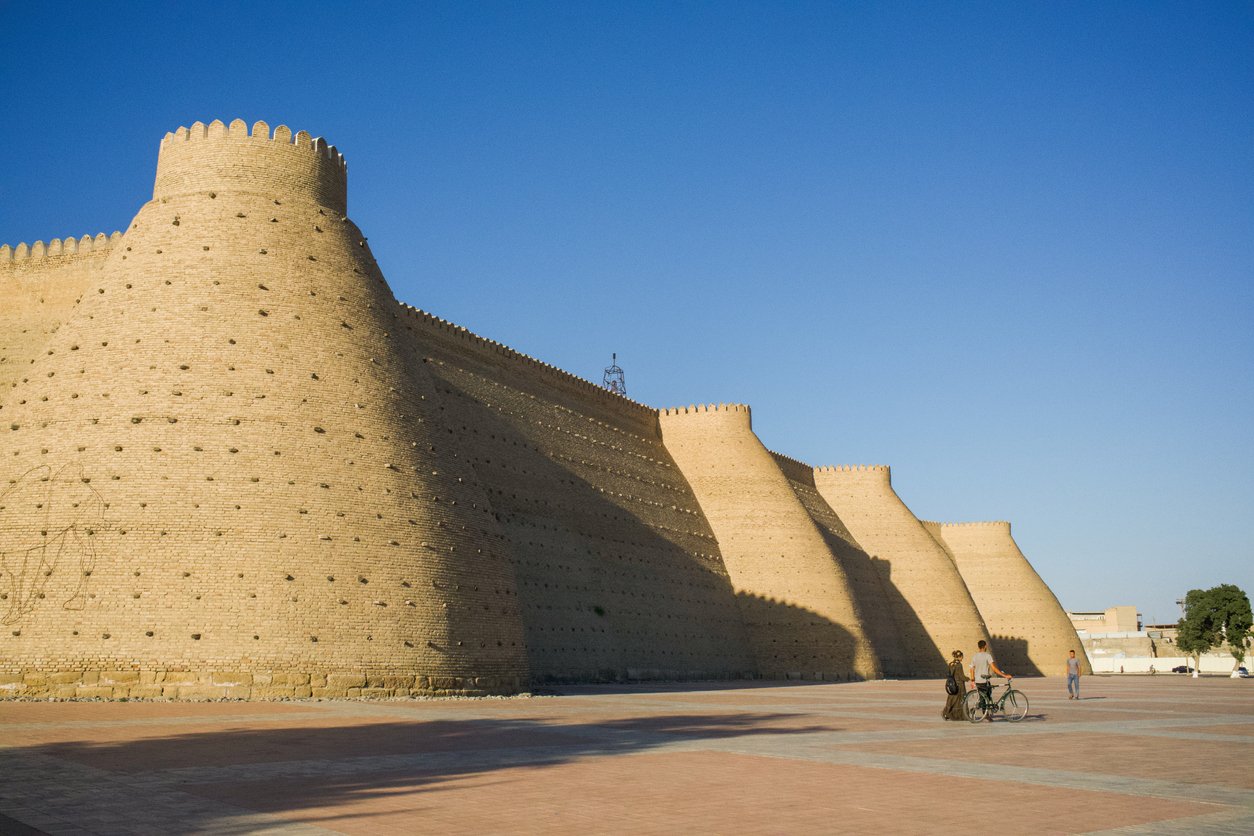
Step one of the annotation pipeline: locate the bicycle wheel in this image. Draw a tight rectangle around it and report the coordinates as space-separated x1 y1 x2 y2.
1003 689 1028 721
964 690 987 723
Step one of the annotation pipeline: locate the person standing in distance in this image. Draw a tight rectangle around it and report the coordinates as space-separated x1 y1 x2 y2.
1066 650 1082 700
969 639 1011 719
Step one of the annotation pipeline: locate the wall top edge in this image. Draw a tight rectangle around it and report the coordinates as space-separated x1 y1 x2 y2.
813 464 890 473
657 403 751 416
396 302 656 414
160 118 346 173
767 448 814 471
1 231 124 264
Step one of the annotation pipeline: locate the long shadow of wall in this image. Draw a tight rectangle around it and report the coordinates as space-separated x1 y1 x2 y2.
2 710 837 831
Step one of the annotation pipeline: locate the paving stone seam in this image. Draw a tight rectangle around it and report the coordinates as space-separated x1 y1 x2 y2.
689 740 1254 808
1082 806 1254 836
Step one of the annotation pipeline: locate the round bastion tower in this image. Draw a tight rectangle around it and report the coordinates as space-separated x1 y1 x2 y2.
0 120 529 698
812 465 990 676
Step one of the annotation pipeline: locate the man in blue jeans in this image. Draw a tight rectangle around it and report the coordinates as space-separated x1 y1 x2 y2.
1066 650 1082 700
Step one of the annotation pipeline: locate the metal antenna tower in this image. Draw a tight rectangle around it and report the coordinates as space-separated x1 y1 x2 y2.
602 353 626 396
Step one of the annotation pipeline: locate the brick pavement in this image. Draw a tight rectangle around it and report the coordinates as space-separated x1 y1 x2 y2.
0 676 1250 834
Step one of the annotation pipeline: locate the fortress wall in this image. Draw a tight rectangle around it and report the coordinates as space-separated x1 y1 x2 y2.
1 120 1091 698
925 521 1091 676
0 235 119 404
0 121 529 699
813 466 989 675
658 405 881 680
401 307 756 682
768 452 911 677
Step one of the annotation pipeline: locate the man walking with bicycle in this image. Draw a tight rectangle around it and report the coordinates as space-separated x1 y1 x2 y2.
970 639 1012 721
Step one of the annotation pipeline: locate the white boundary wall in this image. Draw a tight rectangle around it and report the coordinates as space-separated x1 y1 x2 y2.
1088 652 1245 675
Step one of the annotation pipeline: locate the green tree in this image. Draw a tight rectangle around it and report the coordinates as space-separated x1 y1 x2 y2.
1176 584 1252 677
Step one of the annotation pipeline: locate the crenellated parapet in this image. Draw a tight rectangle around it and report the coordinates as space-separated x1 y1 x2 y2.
658 403 753 434
768 449 816 486
1 232 122 266
659 402 751 416
814 464 892 488
931 520 1012 531
154 119 348 214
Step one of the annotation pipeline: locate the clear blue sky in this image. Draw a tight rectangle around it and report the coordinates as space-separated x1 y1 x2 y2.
2 1 1251 624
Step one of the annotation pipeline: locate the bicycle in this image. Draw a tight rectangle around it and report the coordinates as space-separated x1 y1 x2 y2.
964 678 1028 722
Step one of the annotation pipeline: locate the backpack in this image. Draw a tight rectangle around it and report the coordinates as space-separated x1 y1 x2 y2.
945 667 960 695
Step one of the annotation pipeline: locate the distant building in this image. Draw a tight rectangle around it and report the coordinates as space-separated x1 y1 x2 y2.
1067 606 1140 633
1069 606 1236 673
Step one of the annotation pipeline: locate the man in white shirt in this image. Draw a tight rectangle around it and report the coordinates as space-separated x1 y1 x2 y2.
969 639 1012 718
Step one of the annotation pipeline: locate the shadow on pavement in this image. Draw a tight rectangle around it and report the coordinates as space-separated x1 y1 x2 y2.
9 711 835 830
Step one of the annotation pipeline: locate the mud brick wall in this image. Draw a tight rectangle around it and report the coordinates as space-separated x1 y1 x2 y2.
403 308 755 682
769 452 911 677
924 521 1091 676
0 235 118 404
0 120 529 698
813 465 990 676
0 118 1083 698
659 405 881 681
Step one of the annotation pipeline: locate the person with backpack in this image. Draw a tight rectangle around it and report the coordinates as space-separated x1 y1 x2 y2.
942 649 969 720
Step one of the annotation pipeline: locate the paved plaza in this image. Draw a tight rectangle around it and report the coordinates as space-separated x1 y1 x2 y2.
0 675 1250 834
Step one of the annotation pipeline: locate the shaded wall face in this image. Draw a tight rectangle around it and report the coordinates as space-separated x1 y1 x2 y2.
932 523 1091 676
813 468 989 676
658 409 881 681
0 184 529 697
772 460 911 677
407 325 756 682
